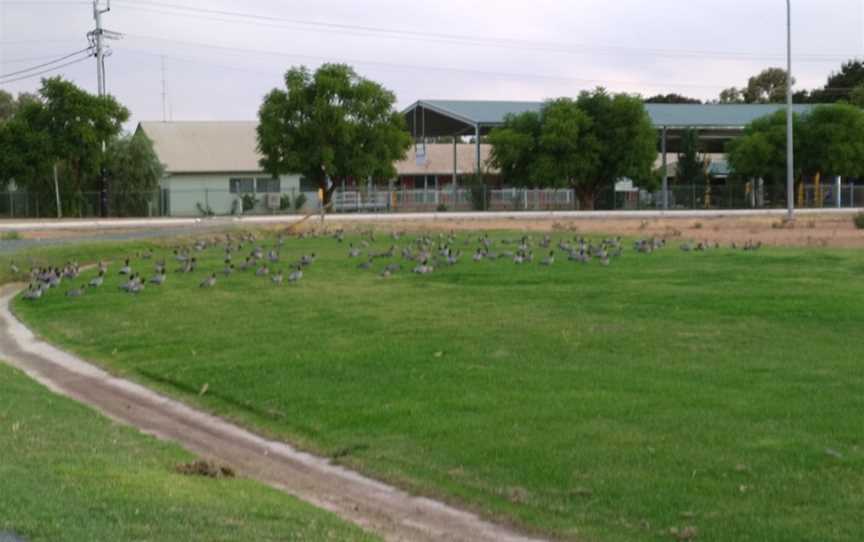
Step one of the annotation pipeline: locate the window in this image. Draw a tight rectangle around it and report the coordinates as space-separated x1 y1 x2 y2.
229 178 254 194
256 177 281 193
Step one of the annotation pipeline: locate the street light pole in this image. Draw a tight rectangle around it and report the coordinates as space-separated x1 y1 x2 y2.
786 0 795 220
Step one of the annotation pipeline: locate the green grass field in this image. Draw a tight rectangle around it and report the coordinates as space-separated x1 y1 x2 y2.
0 362 377 541
9 230 864 541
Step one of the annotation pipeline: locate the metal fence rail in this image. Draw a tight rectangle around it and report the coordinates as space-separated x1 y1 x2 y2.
0 183 861 218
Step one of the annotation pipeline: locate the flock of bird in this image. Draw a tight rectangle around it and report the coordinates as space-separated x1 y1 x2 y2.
14 228 764 302
18 231 313 301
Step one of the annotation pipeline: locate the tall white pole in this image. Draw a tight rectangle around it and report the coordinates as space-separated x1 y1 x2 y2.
786 0 795 220
93 1 104 97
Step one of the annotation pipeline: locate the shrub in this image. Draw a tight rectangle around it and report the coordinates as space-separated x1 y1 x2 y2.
280 194 291 211
196 202 214 217
854 212 864 230
241 193 257 212
436 203 448 212
294 193 307 211
1 230 21 241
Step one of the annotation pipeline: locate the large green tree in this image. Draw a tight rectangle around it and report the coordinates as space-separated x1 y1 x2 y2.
727 104 864 190
799 104 864 178
489 90 656 209
0 78 129 216
726 110 803 187
105 132 166 216
574 89 657 208
486 108 544 187
257 64 411 206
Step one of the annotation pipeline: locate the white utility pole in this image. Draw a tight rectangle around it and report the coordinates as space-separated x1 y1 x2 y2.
786 0 795 220
89 0 122 217
92 0 109 97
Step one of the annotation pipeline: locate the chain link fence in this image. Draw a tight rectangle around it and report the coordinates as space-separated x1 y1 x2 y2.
1 183 862 219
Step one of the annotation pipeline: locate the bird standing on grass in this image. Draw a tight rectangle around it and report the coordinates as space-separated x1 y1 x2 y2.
89 271 105 288
200 273 217 288
149 270 167 285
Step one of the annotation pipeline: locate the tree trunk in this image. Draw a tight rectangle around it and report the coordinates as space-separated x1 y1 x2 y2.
575 186 595 211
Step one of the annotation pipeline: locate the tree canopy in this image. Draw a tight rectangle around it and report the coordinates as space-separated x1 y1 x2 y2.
0 78 134 216
727 104 864 185
257 64 411 205
488 89 656 209
719 68 794 104
644 93 702 104
105 131 166 216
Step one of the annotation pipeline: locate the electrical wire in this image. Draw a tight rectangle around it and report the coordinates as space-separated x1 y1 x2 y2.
0 55 92 85
0 47 93 80
110 0 857 63
116 35 731 90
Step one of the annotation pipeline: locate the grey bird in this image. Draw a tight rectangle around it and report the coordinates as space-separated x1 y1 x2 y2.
288 266 303 283
149 270 167 285
66 285 85 298
89 271 105 288
200 273 217 288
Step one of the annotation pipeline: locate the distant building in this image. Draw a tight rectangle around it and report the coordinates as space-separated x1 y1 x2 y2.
138 121 496 216
139 102 814 215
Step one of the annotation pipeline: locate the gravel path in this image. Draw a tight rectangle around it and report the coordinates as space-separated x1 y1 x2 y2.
0 285 545 542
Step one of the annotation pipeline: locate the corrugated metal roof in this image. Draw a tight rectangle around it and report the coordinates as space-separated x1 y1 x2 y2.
412 100 816 129
138 121 262 173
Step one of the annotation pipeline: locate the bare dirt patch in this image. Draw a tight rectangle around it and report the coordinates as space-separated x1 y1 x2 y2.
175 460 236 479
307 213 864 248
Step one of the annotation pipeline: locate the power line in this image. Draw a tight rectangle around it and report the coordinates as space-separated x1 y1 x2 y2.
111 0 858 63
0 55 92 85
116 35 732 90
0 47 93 80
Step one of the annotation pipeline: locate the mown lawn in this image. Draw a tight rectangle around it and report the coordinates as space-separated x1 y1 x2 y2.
0 362 377 541
9 230 864 541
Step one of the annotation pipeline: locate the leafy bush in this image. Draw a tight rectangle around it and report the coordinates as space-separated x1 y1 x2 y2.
241 193 257 212
854 212 864 230
280 194 291 211
196 202 214 217
436 203 448 212
294 193 307 211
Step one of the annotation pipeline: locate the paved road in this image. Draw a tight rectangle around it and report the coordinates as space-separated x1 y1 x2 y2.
0 285 545 542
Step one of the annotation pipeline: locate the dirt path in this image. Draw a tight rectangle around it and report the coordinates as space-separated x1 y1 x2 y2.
0 286 544 542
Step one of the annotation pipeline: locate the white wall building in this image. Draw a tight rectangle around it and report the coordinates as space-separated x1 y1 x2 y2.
137 121 303 216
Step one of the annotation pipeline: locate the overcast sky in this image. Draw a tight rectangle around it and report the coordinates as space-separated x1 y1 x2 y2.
1 0 862 129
